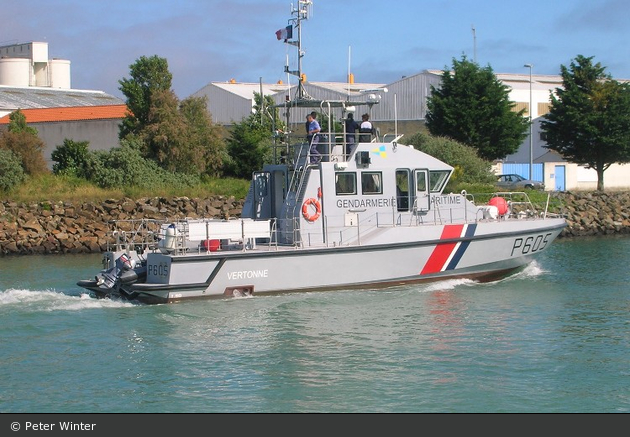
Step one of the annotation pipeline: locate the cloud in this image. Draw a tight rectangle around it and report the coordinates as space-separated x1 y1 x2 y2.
557 0 629 32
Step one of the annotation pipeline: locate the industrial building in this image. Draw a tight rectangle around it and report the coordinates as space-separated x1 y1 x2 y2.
0 41 125 168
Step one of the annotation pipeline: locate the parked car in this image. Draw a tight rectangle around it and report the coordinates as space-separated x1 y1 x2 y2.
496 174 544 190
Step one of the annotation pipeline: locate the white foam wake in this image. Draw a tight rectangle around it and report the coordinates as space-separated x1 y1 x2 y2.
422 278 477 292
0 288 134 311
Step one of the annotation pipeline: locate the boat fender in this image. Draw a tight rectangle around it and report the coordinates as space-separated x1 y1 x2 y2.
163 224 177 250
302 198 321 222
488 197 509 216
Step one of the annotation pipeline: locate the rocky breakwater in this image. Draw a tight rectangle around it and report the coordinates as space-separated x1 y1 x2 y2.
1 191 630 256
0 196 244 256
554 191 630 237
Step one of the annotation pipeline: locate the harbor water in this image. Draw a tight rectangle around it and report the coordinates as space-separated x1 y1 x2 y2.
1 235 629 413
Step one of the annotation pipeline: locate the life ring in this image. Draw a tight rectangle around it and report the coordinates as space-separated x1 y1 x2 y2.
302 198 321 222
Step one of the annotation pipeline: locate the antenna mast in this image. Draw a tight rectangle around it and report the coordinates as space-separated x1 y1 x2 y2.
471 24 477 63
284 1 312 100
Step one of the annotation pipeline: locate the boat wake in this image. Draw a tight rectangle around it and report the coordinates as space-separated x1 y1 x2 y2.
0 288 136 311
422 278 477 292
516 260 547 278
415 260 548 294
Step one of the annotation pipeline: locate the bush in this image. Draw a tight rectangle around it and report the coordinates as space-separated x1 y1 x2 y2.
402 132 496 191
84 138 200 190
51 139 90 177
0 149 26 191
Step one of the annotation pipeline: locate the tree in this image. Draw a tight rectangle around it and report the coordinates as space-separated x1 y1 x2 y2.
118 56 227 176
179 95 226 177
0 149 26 192
252 92 283 129
118 55 173 139
140 89 189 173
225 92 283 179
225 120 271 179
541 55 630 191
7 109 38 136
0 110 48 175
425 55 529 160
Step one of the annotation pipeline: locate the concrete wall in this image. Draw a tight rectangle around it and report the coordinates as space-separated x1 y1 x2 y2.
31 119 122 168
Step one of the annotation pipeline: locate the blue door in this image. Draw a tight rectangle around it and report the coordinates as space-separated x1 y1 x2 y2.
554 165 566 191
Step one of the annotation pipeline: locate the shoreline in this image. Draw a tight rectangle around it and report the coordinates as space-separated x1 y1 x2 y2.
1 191 629 256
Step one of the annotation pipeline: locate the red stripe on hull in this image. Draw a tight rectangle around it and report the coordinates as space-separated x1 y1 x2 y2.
420 224 465 274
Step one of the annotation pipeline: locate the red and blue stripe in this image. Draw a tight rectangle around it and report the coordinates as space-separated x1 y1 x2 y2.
420 224 477 275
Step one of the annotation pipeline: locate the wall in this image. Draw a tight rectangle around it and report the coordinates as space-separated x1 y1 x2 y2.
32 119 122 168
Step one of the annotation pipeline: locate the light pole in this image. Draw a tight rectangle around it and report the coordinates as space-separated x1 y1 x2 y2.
524 64 533 180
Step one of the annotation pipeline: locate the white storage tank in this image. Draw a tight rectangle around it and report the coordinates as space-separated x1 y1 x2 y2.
0 57 30 87
50 58 71 89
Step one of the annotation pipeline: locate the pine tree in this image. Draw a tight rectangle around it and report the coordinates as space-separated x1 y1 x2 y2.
426 56 529 161
541 55 630 191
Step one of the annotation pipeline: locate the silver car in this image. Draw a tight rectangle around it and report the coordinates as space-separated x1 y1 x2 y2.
496 174 544 190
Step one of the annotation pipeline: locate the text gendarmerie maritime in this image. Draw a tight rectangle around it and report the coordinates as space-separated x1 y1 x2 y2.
336 198 393 208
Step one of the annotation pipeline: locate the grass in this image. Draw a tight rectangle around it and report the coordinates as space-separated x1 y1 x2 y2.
1 173 251 203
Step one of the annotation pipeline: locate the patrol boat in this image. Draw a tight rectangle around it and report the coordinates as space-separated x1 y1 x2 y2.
77 3 566 304
76 134 566 304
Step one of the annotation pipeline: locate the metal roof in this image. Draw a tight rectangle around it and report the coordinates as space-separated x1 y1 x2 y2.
0 85 124 116
197 81 292 100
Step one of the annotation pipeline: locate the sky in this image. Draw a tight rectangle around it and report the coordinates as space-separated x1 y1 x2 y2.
4 0 630 100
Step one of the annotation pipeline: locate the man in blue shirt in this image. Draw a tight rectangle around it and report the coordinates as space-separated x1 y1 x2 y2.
307 112 321 164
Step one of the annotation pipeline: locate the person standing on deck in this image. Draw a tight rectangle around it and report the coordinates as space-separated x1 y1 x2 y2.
307 112 321 164
345 112 360 158
359 113 374 142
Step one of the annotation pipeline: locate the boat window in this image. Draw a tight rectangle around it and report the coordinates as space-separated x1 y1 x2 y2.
255 173 268 197
416 171 427 192
395 169 411 211
429 170 450 192
361 172 382 195
335 172 357 195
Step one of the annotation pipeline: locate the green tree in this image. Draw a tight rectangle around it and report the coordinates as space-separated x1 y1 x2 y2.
0 149 26 191
225 120 271 179
138 89 227 176
140 89 189 172
225 92 283 179
541 55 630 191
426 55 529 160
118 55 173 139
253 92 284 130
7 109 38 135
118 56 227 176
179 95 227 177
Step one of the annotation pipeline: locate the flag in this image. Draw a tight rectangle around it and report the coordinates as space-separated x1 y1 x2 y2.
275 25 293 42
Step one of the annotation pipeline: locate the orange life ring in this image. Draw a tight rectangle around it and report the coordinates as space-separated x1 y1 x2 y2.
302 198 321 222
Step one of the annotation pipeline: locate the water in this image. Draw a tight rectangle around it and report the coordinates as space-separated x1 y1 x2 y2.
1 236 629 413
